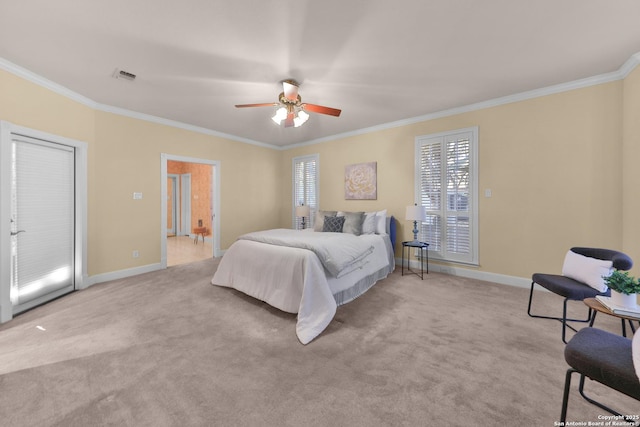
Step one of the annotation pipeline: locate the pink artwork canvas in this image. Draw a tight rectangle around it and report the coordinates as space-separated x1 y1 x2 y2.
345 162 377 200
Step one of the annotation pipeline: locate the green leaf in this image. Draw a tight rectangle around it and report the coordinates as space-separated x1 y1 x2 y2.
603 270 640 295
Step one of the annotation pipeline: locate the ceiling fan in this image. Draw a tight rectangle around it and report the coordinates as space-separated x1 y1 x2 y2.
235 79 341 128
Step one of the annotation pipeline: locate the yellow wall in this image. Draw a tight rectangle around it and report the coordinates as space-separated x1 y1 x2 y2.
0 69 281 276
623 66 640 277
0 70 95 143
281 81 626 278
91 112 281 275
1 62 637 282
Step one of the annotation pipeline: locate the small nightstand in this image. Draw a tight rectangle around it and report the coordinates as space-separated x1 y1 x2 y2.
193 227 207 244
401 241 429 280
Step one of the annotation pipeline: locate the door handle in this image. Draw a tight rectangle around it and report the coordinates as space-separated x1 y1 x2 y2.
10 230 26 236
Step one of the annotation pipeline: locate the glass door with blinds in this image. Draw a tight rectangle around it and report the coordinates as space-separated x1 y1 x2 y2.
292 154 319 230
9 135 76 313
415 127 478 265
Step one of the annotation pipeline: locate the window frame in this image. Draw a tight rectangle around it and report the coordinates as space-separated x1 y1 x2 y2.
292 154 319 229
414 127 479 265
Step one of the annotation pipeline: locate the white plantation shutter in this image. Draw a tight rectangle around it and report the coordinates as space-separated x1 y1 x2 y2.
445 137 470 256
416 128 478 264
419 142 442 252
292 155 318 229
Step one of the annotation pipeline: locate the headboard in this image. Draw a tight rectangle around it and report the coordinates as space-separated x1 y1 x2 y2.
389 215 396 248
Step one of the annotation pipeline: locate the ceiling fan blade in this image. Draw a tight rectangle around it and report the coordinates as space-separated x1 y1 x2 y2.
302 103 342 117
282 80 299 102
235 103 278 108
284 112 295 128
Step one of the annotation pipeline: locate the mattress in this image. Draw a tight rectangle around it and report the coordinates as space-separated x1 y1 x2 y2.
211 231 394 344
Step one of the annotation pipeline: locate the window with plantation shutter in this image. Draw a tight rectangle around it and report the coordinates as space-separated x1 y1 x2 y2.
292 154 319 229
415 127 478 265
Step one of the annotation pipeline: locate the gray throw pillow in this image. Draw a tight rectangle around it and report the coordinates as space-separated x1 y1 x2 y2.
314 210 337 232
322 215 345 233
340 211 365 236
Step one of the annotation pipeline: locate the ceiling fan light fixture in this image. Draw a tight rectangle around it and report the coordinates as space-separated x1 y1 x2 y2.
294 110 309 127
238 79 341 128
271 107 287 124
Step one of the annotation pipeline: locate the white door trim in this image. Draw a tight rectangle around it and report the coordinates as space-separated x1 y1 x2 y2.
160 154 220 268
167 174 179 235
180 173 191 236
0 121 88 323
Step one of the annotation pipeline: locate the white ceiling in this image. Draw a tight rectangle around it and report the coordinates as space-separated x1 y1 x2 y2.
1 0 639 148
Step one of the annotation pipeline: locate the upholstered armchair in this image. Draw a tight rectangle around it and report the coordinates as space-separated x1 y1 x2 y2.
527 247 633 343
560 327 640 423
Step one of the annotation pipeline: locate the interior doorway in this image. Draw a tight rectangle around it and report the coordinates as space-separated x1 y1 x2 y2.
160 154 220 268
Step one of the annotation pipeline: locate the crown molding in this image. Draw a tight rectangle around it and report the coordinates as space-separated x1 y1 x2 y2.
292 52 640 149
618 51 640 78
1 51 639 151
0 57 276 150
0 57 98 108
95 104 274 150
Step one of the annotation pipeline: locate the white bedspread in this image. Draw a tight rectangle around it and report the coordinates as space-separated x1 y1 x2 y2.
211 232 392 344
238 229 374 278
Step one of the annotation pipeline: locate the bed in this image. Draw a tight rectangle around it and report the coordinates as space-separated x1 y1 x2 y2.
211 210 396 344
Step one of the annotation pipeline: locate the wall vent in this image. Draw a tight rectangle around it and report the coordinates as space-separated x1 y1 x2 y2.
112 68 136 81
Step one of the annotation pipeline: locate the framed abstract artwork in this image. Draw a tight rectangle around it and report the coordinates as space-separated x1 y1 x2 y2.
345 161 377 200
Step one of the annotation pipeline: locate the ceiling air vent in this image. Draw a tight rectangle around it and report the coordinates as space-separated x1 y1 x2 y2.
112 68 136 81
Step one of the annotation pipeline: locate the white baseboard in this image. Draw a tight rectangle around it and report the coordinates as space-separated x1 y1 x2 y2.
84 257 532 295
396 257 532 289
82 263 164 289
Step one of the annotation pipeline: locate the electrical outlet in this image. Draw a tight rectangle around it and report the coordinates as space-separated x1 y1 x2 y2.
132 250 139 258
133 192 143 200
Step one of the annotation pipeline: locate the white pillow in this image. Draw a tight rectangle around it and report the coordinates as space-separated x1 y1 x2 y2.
375 209 387 234
362 212 377 234
633 330 640 383
561 250 613 293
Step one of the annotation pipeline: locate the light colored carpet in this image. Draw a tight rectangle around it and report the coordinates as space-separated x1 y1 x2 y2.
0 259 637 426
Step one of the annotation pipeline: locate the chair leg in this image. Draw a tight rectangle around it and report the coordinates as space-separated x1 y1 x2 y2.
562 369 640 426
560 368 575 423
619 319 638 337
528 281 593 344
577 374 640 426
562 299 568 344
561 300 593 343
527 281 536 316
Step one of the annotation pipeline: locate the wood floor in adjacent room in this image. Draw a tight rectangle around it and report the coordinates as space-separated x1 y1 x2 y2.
166 235 213 266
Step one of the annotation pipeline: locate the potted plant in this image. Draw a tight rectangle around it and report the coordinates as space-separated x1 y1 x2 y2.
603 270 640 308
